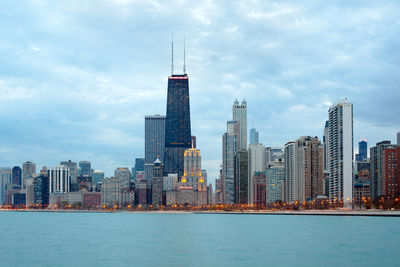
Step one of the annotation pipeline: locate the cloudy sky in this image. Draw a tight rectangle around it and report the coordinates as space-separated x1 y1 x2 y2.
1 0 399 183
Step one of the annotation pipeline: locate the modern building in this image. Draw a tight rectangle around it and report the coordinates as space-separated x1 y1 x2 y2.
284 141 295 203
115 167 132 187
232 99 247 150
22 161 36 189
382 146 400 197
101 177 121 207
11 166 22 186
249 127 259 145
355 139 368 162
328 99 353 205
265 147 284 167
49 165 71 194
252 171 266 205
222 120 239 204
145 115 166 182
266 160 285 203
33 174 49 207
323 121 330 172
152 159 164 208
234 150 249 204
294 136 324 202
370 141 397 199
353 169 371 208
92 170 104 186
135 172 148 206
60 160 78 184
78 161 91 177
248 143 266 203
0 168 12 204
133 158 145 181
163 73 192 179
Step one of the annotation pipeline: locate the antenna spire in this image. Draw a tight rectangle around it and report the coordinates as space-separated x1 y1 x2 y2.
171 33 174 75
183 37 186 74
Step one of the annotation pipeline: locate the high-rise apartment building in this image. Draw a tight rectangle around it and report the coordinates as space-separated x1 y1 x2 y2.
370 141 397 198
33 174 49 206
266 160 285 203
151 159 164 208
92 170 104 186
49 165 71 193
78 161 91 177
328 99 353 204
265 147 284 168
222 120 239 204
252 171 266 205
0 168 12 204
248 143 266 203
232 99 247 150
145 115 166 182
382 146 400 197
12 166 22 186
60 160 78 184
101 177 121 207
249 127 259 145
22 161 36 188
164 74 191 179
114 167 132 187
234 150 249 204
284 141 295 203
294 136 324 202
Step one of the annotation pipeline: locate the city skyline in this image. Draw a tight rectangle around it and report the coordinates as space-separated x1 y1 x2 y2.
1 1 400 184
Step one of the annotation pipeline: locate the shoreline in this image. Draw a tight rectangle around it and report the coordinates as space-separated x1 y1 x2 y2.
2 209 400 217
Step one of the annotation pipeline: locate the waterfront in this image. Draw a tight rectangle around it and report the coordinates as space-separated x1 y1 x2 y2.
1 212 399 266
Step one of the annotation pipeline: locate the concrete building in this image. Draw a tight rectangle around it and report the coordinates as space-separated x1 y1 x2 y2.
265 147 284 167
234 150 249 204
248 143 266 203
49 165 71 194
101 177 121 207
11 166 22 186
22 161 36 189
0 168 12 205
232 99 247 150
252 171 266 205
249 127 259 145
382 146 400 197
284 142 295 203
328 99 353 205
82 192 101 209
152 159 164 208
145 115 165 182
164 173 178 206
370 141 397 199
60 160 78 184
266 159 285 203
294 136 324 202
222 120 239 204
78 161 91 177
115 167 132 187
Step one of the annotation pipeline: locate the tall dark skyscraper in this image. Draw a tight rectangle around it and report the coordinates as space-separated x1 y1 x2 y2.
12 166 22 186
356 139 368 161
145 115 165 182
164 74 192 179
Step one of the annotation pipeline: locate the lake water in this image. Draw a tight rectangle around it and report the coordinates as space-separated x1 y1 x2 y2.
0 211 399 266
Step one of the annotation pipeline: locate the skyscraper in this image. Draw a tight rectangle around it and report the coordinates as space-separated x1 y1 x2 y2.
284 141 295 203
115 168 132 187
164 74 191 179
33 174 49 206
249 127 259 145
0 168 12 204
12 166 22 186
382 146 400 197
234 150 249 204
92 170 104 186
79 161 91 177
145 115 166 182
49 165 71 193
355 139 368 162
222 120 239 204
22 161 36 188
232 99 247 150
266 160 285 203
248 143 266 203
151 159 164 208
323 121 330 173
328 99 353 204
60 160 78 184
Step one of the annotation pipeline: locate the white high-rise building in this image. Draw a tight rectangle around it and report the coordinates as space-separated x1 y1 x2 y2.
233 99 247 150
328 99 353 205
248 143 266 203
49 165 71 193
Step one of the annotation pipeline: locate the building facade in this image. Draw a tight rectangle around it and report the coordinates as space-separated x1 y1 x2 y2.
249 127 259 145
232 99 247 150
145 115 166 182
234 150 249 204
49 165 71 194
284 141 295 203
22 161 36 189
152 159 164 208
248 143 266 203
115 167 132 187
222 120 239 204
0 168 12 205
60 160 78 184
11 166 22 186
382 146 400 197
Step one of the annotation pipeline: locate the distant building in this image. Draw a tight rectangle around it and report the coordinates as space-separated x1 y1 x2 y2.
101 177 121 207
152 159 164 208
0 168 12 204
164 173 178 206
222 120 239 204
328 99 353 205
234 150 249 204
370 141 397 199
252 171 266 205
323 121 330 173
12 166 22 186
353 169 371 207
78 161 91 176
33 174 49 207
266 160 285 203
207 183 214 205
83 192 101 209
284 141 295 203
265 147 284 167
133 158 145 181
115 167 132 187
355 140 368 162
249 128 259 145
248 143 266 203
49 165 71 193
60 160 78 184
145 115 165 182
92 170 104 186
191 136 197 149
397 132 400 146
232 99 247 150
22 161 36 189
356 160 370 173
135 172 147 206
382 146 400 197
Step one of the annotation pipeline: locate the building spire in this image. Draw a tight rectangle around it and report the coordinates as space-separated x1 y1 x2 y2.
171 33 174 75
183 37 186 74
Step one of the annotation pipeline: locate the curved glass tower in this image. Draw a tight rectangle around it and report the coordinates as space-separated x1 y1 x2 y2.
163 74 192 179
